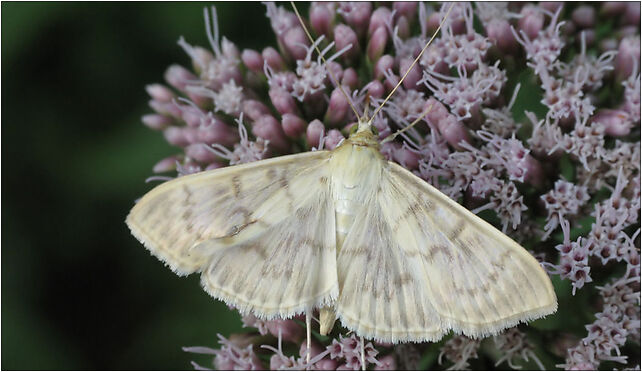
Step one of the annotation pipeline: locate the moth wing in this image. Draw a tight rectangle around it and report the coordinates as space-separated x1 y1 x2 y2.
127 151 339 318
336 161 557 343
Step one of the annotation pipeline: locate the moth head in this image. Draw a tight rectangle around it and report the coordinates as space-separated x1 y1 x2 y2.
347 118 379 148
346 92 379 145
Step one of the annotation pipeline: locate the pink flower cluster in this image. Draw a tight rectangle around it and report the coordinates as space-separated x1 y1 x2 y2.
185 315 390 370
560 270 640 369
139 1 640 370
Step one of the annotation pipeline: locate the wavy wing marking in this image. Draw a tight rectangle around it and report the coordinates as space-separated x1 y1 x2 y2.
336 161 557 343
127 151 338 318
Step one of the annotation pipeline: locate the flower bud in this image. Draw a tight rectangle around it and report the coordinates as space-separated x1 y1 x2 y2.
262 46 287 71
145 84 175 102
426 11 442 35
182 126 199 144
334 23 360 62
189 46 214 74
221 36 239 59
425 98 450 123
325 129 345 150
283 27 309 61
341 68 359 90
399 57 422 90
337 2 372 37
615 36 641 81
149 100 182 119
241 49 264 74
180 107 203 127
561 20 576 36
395 15 411 39
393 145 420 170
163 126 190 147
307 119 325 148
382 73 399 92
519 5 544 40
164 64 196 92
243 100 272 122
436 114 471 150
393 2 418 22
325 87 350 126
327 61 344 83
572 5 596 29
368 7 392 37
310 2 334 37
142 114 173 131
185 143 217 163
197 120 239 146
367 27 388 63
253 115 290 151
601 2 627 17
269 87 300 116
524 154 545 188
592 109 632 136
447 9 467 35
374 54 395 80
486 19 518 53
366 79 385 99
303 91 329 118
153 155 180 173
281 113 307 138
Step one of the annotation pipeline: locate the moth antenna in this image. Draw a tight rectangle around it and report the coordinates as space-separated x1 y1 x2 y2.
290 1 363 121
381 103 434 144
369 2 455 124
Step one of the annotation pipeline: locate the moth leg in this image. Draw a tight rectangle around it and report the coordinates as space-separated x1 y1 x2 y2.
319 306 337 335
360 336 365 371
306 312 312 365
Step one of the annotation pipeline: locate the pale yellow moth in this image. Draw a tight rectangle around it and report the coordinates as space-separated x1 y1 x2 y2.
126 1 556 355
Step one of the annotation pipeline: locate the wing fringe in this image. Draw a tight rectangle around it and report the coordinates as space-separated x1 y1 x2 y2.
338 302 557 343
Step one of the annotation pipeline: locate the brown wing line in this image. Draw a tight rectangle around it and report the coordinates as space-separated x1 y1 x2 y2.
126 150 331 275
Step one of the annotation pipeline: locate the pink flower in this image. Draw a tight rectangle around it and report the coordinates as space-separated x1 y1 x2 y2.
137 4 640 370
438 335 480 370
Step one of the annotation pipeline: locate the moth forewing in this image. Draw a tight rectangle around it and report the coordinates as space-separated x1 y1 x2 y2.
126 150 341 318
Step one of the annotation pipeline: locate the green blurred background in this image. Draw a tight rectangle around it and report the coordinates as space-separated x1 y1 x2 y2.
2 2 274 369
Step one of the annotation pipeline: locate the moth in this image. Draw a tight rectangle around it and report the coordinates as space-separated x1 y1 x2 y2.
127 1 557 348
